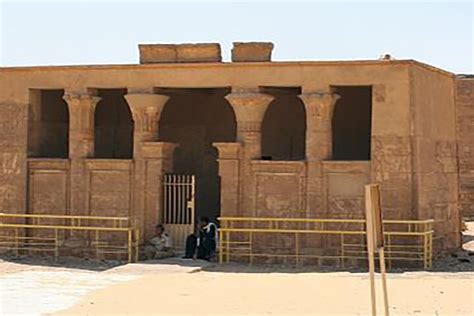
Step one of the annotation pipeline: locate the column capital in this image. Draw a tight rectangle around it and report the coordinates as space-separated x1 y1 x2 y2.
225 90 274 133
298 92 340 120
213 142 241 159
63 93 101 132
299 92 339 161
63 93 101 105
63 93 101 158
125 93 169 140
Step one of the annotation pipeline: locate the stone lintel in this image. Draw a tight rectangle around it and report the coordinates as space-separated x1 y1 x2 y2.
27 158 70 170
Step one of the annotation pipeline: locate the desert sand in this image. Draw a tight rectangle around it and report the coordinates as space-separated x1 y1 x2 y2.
55 270 473 315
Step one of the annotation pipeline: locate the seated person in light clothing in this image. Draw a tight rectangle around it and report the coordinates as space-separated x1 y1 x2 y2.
144 224 174 260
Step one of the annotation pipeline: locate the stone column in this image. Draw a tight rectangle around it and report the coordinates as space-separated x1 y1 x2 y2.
124 93 171 242
225 88 274 216
124 93 170 157
298 91 340 216
225 89 274 159
63 92 101 241
213 142 241 217
63 93 101 159
140 142 177 241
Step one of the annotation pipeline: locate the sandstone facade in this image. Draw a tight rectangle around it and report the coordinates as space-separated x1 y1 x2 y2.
0 46 466 261
456 76 474 219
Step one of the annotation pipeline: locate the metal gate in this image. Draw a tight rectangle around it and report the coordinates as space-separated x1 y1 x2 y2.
162 174 195 252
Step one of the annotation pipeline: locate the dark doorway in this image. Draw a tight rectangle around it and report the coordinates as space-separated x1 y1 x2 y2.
261 87 306 160
158 88 236 222
332 86 372 160
94 89 134 159
28 89 69 158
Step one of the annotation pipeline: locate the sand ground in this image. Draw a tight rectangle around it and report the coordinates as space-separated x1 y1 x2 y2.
0 223 472 316
56 270 473 316
0 257 472 316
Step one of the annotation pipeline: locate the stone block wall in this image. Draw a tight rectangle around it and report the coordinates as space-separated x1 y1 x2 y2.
411 67 460 252
323 161 370 219
250 161 306 218
27 160 69 238
0 101 28 217
85 160 132 218
455 78 474 219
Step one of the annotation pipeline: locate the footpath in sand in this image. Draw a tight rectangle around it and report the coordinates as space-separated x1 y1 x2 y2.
0 258 206 315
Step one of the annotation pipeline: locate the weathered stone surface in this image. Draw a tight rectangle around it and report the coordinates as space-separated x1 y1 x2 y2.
455 78 474 218
231 42 274 62
299 92 340 161
176 43 222 63
63 93 101 158
327 197 365 217
87 166 132 217
125 93 170 157
252 161 306 217
139 44 176 63
139 43 221 63
323 161 370 219
214 142 241 216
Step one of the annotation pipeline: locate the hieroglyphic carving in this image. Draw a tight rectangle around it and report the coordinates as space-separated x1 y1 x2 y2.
0 184 17 209
298 92 340 121
63 93 101 158
125 93 169 140
63 94 101 133
225 91 274 133
373 84 386 103
0 102 26 132
1 153 21 175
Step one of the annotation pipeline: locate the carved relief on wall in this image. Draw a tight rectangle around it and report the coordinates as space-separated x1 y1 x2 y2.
0 102 26 133
85 160 133 218
251 161 306 218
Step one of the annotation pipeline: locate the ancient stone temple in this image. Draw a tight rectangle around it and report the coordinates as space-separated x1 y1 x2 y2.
0 42 469 261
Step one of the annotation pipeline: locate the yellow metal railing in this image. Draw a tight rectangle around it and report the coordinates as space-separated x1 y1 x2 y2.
218 217 433 269
0 213 140 263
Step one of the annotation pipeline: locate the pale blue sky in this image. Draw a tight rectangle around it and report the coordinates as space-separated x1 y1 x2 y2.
1 1 473 73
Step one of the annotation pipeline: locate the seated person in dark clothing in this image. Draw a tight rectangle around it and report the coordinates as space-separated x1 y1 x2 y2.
183 216 217 260
183 223 200 259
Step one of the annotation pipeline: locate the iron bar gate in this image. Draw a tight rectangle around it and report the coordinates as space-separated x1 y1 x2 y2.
162 174 195 251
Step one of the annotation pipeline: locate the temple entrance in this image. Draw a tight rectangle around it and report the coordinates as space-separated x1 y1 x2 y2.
158 88 236 229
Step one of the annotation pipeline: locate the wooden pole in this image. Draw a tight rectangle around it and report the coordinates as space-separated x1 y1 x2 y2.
379 247 390 316
365 185 377 316
365 184 390 316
